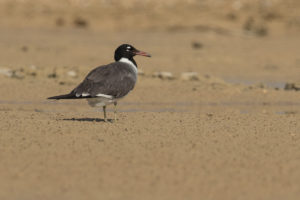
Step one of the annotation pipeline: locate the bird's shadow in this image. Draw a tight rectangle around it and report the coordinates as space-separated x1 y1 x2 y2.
62 118 114 123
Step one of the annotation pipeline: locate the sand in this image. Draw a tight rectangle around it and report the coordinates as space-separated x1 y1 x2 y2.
0 1 300 200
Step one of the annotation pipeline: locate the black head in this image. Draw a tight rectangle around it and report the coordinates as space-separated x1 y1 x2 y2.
114 44 151 62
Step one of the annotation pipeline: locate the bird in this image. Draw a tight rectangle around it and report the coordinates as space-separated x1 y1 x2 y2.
48 44 151 122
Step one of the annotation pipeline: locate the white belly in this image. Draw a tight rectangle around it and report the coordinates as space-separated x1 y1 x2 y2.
87 97 116 107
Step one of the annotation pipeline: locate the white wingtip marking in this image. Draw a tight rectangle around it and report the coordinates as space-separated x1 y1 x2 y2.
96 93 113 99
82 93 90 97
76 92 90 97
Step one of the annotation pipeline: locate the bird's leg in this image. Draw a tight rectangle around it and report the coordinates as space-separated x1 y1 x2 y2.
103 106 107 122
114 102 117 122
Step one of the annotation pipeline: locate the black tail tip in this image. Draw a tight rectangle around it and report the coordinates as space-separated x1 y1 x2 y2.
47 96 59 100
47 93 75 100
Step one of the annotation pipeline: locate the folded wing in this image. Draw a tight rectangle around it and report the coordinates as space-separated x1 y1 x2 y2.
72 62 137 99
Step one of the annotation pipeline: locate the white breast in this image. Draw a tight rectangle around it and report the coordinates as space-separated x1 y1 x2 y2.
119 58 138 75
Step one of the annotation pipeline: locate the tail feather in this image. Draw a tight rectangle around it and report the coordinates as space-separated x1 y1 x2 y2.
47 93 76 100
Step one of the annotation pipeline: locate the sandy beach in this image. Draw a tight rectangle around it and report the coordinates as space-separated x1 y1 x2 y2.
0 0 300 199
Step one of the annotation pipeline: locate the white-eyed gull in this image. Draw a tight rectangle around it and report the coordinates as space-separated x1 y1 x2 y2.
48 44 151 122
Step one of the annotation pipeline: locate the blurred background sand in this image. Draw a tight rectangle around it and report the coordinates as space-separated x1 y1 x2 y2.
0 1 300 200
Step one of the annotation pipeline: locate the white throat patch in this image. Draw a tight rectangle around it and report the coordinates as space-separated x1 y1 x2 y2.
119 58 137 75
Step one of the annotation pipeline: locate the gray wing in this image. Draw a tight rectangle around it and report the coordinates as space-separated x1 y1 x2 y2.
72 62 137 99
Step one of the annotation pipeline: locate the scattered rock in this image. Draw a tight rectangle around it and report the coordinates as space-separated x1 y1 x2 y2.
21 46 28 52
67 70 77 78
0 67 35 79
74 17 88 28
152 72 174 80
284 111 298 115
246 82 266 90
0 67 13 77
26 65 37 76
11 69 25 79
48 71 57 78
243 17 268 37
180 72 199 81
284 82 300 91
59 81 74 86
263 12 281 21
194 25 228 35
253 82 265 89
206 113 213 118
192 42 203 49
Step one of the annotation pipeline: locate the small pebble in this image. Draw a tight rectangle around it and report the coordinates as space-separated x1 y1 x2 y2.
48 72 57 78
192 42 203 49
11 69 25 79
21 46 28 52
74 17 88 28
26 65 37 76
0 67 13 77
180 72 199 81
284 82 300 91
152 72 174 80
67 70 77 78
